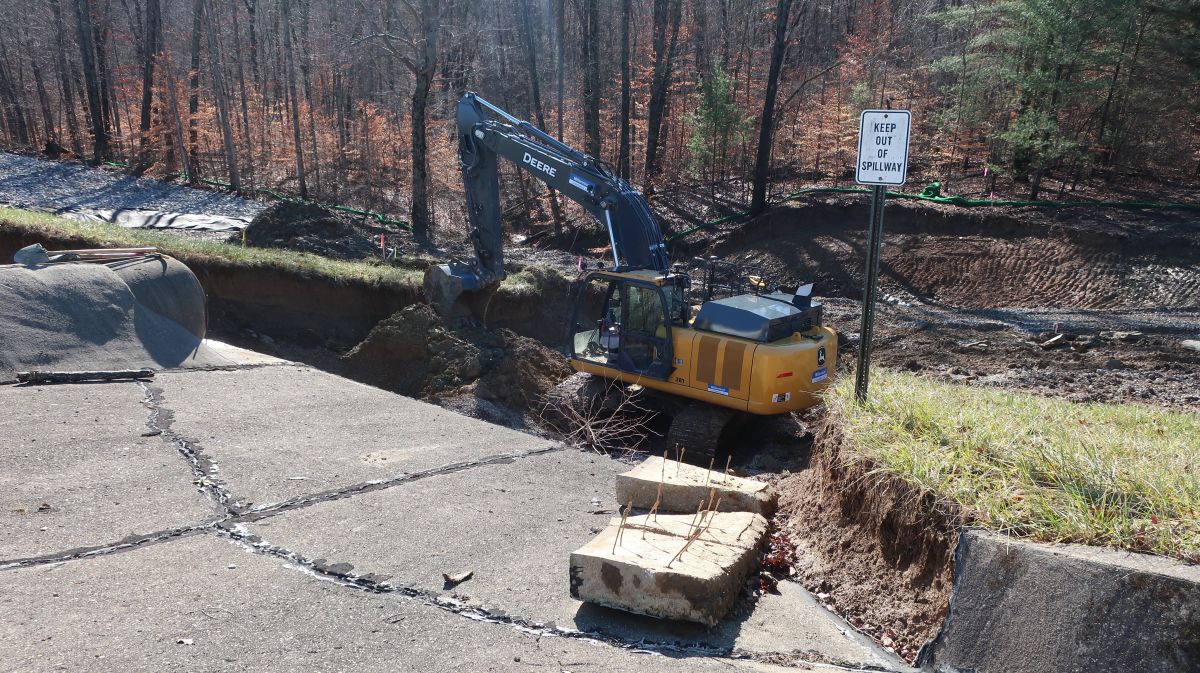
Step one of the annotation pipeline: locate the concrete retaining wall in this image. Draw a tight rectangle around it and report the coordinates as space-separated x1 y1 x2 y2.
918 528 1200 673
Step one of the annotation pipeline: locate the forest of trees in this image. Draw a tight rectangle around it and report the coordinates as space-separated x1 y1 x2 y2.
0 0 1196 240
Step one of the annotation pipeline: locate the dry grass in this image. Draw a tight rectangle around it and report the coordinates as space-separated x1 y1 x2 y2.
0 207 422 289
828 369 1200 561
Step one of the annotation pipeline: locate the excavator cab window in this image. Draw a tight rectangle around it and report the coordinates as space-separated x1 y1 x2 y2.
570 274 673 379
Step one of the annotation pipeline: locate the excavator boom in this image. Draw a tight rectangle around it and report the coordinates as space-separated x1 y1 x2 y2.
426 93 670 312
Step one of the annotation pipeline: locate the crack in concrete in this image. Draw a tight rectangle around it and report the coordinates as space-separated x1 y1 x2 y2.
235 445 564 522
0 445 562 571
0 527 207 571
216 525 905 673
139 381 245 515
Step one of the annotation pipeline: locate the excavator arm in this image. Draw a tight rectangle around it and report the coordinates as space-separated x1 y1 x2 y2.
426 93 670 311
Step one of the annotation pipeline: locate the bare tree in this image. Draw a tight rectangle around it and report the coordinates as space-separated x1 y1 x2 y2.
203 0 239 190
520 0 564 234
406 0 440 241
643 0 682 189
281 0 307 198
73 0 109 163
618 0 632 179
134 0 161 173
751 0 793 214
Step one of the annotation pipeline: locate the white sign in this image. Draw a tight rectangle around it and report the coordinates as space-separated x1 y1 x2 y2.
856 110 911 186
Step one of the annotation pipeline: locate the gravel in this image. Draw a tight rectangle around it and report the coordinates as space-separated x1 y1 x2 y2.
0 151 268 219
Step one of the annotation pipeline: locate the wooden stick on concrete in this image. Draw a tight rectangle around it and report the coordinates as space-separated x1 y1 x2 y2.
723 455 733 484
676 448 686 475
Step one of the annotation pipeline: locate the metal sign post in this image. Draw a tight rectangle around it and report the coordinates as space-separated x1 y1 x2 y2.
853 109 911 403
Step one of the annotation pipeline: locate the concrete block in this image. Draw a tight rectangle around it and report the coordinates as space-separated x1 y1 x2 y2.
615 455 776 516
918 528 1200 673
569 511 768 625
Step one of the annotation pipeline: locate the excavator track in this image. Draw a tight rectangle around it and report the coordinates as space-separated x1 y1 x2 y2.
667 402 738 465
542 372 609 426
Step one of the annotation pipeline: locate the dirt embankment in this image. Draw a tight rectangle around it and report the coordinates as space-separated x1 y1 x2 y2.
773 416 962 663
700 195 1200 310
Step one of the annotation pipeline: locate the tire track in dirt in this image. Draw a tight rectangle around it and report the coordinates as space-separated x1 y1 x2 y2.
708 200 1200 310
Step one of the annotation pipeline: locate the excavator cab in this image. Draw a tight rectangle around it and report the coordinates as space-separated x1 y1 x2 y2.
569 271 689 380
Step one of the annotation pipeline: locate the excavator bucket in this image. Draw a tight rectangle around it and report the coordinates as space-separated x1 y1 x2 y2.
423 261 486 323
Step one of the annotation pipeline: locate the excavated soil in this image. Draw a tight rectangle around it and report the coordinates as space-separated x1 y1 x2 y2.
339 304 572 428
237 202 389 259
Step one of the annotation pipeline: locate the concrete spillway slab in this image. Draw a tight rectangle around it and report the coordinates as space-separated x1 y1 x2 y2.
570 511 768 625
0 533 801 673
241 448 905 669
0 381 214 561
156 366 555 508
616 455 777 515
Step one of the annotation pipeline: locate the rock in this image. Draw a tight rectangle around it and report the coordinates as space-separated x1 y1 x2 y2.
1104 359 1128 370
569 511 768 625
1181 340 1200 352
615 455 776 516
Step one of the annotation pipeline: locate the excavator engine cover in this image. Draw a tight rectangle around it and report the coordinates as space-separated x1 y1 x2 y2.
692 294 823 342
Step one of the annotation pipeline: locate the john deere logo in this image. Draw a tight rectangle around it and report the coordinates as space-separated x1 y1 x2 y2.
817 346 826 366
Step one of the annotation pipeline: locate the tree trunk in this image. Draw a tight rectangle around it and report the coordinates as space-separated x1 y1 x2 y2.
73 0 110 163
203 0 240 190
618 0 632 179
187 0 203 182
751 0 793 215
49 0 84 157
246 0 260 87
554 0 565 140
135 0 161 174
521 0 564 235
581 0 601 158
409 0 438 242
0 45 30 146
34 65 57 148
281 0 307 198
165 65 192 181
643 0 682 189
92 18 118 158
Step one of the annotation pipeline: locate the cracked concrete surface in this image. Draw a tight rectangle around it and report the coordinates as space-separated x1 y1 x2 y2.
157 366 553 509
2 534 813 673
0 383 215 560
1 356 910 673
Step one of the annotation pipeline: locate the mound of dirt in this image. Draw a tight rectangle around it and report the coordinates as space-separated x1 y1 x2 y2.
339 304 572 426
238 202 378 259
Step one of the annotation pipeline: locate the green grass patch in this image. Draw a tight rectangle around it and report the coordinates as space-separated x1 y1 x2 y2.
828 370 1200 561
0 207 422 289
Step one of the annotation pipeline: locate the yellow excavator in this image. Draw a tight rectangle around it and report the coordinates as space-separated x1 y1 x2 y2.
426 93 837 457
